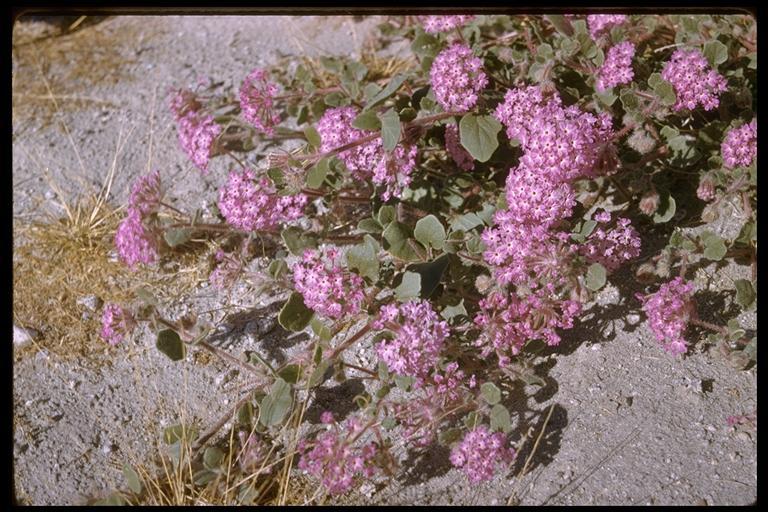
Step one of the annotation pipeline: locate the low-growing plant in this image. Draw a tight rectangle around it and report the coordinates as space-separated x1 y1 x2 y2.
97 13 756 502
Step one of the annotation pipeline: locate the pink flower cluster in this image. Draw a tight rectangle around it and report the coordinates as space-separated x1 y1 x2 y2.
661 48 728 112
115 209 160 269
474 290 581 366
449 426 515 483
637 277 696 356
169 88 222 173
579 211 641 272
587 14 628 40
494 86 616 182
373 299 450 382
430 43 488 113
419 15 475 34
291 246 366 320
100 303 136 346
218 168 307 231
696 175 716 201
721 119 757 169
445 124 474 171
596 41 635 92
298 413 379 496
316 106 417 200
128 169 162 216
239 68 280 136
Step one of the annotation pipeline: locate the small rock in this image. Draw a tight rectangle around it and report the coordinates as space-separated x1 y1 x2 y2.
76 295 103 312
735 432 752 443
626 313 641 325
14 325 40 347
44 189 56 200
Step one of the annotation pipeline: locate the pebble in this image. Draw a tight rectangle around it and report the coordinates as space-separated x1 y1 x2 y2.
14 324 40 347
76 295 103 312
735 432 752 443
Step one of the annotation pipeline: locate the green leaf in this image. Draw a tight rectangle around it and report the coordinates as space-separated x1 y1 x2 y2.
267 259 288 279
653 80 677 107
620 89 639 111
383 221 421 262
281 226 317 256
395 271 421 301
378 361 390 381
414 215 447 250
490 404 512 433
546 14 574 36
94 493 128 506
394 374 415 391
258 378 293 427
377 205 396 226
379 109 401 151
237 401 254 426
306 158 330 189
193 469 218 486
310 317 333 342
122 464 142 494
734 279 756 309
463 411 480 429
278 364 302 384
451 213 484 232
438 427 463 445
653 194 676 223
324 91 348 107
459 114 501 163
163 424 198 444
585 263 607 291
406 253 450 299
703 40 728 68
702 235 727 261
308 359 332 388
441 299 467 321
363 74 408 111
411 31 440 59
357 217 383 234
381 417 397 431
278 292 314 332
346 234 380 282
203 446 225 470
735 221 756 245
352 110 382 131
156 329 186 361
304 126 322 148
595 89 617 106
399 107 417 122
363 83 382 102
164 227 193 248
481 382 501 404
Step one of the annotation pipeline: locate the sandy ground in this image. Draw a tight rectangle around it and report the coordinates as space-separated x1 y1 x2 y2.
12 15 757 505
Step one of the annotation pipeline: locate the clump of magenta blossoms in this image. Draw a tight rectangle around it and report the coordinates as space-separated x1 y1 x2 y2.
373 299 450 383
637 277 696 356
430 43 488 112
316 106 417 200
115 210 160 269
128 169 162 216
169 88 222 173
587 14 628 40
239 68 280 136
661 48 728 112
100 303 136 346
297 412 380 496
474 289 582 366
579 211 642 272
291 246 367 320
445 124 474 171
419 15 475 34
218 168 307 231
449 426 516 484
721 119 757 169
596 41 635 92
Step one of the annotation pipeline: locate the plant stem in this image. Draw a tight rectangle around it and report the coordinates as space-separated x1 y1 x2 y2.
328 323 372 360
690 318 728 335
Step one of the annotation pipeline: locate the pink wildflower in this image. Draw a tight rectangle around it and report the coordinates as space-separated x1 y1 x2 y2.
100 303 136 346
373 299 450 382
579 212 641 272
240 68 280 136
445 123 474 171
596 41 635 92
291 246 366 321
298 415 380 496
450 426 515 483
721 119 757 169
419 15 475 34
587 14 628 40
661 48 728 112
218 168 307 231
115 209 159 269
430 43 488 112
169 87 201 120
128 169 162 217
696 175 716 201
372 143 418 201
637 277 696 356
175 111 222 173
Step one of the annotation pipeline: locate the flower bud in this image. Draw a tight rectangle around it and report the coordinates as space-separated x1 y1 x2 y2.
475 274 493 294
639 190 660 216
627 128 656 155
696 175 716 202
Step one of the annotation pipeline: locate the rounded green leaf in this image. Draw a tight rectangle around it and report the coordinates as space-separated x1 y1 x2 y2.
258 378 293 427
490 404 512 433
459 114 501 163
414 215 446 250
203 446 225 470
734 279 756 309
164 227 193 248
703 40 728 68
395 271 421 301
303 126 322 147
481 382 501 405
306 158 330 189
278 292 314 332
703 236 727 261
346 234 380 282
585 263 607 291
156 329 186 361
653 194 676 224
122 464 143 494
378 109 401 152
352 110 381 131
